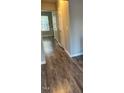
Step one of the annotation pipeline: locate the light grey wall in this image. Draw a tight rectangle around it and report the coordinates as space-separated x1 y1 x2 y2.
69 0 83 56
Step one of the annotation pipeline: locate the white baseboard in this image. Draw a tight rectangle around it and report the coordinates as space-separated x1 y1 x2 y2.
70 52 83 57
55 38 72 56
42 35 54 37
64 49 83 58
41 60 46 64
54 38 83 58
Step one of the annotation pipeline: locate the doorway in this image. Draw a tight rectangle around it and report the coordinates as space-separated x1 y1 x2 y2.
41 12 54 37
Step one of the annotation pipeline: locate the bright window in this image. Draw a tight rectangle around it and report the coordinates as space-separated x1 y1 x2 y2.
41 16 50 31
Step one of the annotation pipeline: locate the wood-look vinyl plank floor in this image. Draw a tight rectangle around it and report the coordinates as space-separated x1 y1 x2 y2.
41 64 48 93
41 37 83 93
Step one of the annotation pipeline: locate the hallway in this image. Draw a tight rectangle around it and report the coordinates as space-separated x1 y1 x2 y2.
41 37 83 93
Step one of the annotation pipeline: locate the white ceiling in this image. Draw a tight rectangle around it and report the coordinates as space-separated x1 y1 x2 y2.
42 0 58 3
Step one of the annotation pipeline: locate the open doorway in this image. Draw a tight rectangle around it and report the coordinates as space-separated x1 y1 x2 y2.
41 10 59 57
41 12 54 37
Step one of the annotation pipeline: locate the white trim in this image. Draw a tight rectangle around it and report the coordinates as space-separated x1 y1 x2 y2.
55 38 72 56
54 38 63 47
63 47 72 57
70 52 83 57
61 46 83 58
55 38 83 58
42 35 54 37
41 60 46 64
